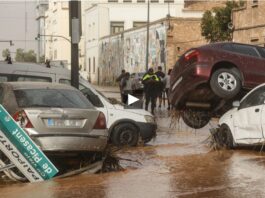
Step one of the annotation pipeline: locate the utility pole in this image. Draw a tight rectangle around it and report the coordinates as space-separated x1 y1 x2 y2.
69 1 81 89
145 0 150 72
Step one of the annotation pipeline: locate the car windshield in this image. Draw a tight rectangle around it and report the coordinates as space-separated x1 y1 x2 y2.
14 89 93 109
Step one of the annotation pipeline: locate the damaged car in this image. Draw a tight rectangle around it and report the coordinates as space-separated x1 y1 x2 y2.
0 82 108 171
215 83 265 148
169 42 265 129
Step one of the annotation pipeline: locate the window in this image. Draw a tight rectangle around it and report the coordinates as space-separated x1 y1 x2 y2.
89 58 91 73
137 0 145 2
54 50 57 59
0 87 3 103
133 21 146 28
151 0 159 2
108 0 118 2
59 79 85 90
164 0 174 2
93 57 96 74
14 89 93 109
0 76 8 82
80 88 104 107
110 22 124 34
123 0 132 2
240 86 265 109
16 76 51 82
231 44 260 57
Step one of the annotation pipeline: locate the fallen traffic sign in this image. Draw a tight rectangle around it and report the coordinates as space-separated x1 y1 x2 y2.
0 105 58 182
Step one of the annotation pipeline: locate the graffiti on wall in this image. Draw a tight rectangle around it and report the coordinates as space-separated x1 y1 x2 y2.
99 23 166 83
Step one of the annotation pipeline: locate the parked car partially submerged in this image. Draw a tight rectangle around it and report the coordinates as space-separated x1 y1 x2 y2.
216 83 265 148
0 82 108 155
169 42 265 129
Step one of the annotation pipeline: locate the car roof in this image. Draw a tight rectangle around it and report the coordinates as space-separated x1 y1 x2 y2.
0 82 76 90
0 61 70 75
200 42 265 49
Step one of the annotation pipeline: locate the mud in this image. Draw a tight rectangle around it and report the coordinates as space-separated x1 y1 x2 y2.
1 105 265 197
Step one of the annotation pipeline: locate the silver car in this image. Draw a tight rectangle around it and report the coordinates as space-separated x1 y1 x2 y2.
0 82 108 154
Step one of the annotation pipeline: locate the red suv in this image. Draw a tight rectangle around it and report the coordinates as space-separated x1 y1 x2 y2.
169 42 265 129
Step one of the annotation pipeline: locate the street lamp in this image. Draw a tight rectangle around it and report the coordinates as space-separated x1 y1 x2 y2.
36 34 71 43
145 0 150 72
0 40 14 46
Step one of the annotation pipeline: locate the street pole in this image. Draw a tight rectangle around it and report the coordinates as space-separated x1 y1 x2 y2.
69 1 81 89
145 0 150 72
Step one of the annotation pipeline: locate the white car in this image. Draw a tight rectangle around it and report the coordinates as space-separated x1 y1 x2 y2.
0 61 157 147
218 83 265 148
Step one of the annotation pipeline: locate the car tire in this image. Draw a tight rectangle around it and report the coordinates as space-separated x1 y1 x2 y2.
111 123 139 146
210 68 241 99
182 109 211 129
218 124 235 149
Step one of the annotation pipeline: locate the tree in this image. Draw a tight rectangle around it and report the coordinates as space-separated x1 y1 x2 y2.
15 48 37 63
201 1 244 43
2 48 10 59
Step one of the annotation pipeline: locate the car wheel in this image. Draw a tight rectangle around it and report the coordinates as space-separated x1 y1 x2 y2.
210 68 241 99
111 123 139 146
182 109 211 129
218 124 235 149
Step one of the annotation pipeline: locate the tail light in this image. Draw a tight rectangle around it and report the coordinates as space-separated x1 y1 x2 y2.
184 49 199 62
93 112 106 129
13 110 33 128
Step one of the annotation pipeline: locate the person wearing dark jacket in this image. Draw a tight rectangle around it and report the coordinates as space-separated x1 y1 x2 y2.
116 69 126 100
142 68 160 114
155 66 165 108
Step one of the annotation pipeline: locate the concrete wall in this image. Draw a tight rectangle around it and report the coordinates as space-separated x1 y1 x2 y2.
232 1 265 46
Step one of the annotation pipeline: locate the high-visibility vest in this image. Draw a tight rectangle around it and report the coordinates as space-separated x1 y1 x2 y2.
142 74 160 82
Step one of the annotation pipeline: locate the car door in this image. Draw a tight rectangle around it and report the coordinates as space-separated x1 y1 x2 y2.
233 86 265 143
231 44 265 88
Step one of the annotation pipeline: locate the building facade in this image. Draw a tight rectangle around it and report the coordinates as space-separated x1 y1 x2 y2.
85 0 207 83
232 1 265 47
36 0 49 62
98 17 206 85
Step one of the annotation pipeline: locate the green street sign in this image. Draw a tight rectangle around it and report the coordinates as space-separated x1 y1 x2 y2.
0 105 58 181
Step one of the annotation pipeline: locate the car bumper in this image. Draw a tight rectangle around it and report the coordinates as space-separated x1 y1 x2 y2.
30 131 108 152
169 64 209 107
135 122 157 142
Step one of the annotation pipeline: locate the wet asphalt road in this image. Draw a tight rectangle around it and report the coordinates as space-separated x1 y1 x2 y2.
1 88 265 198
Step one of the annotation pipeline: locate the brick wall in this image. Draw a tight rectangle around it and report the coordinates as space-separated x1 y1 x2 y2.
166 18 207 69
233 1 265 47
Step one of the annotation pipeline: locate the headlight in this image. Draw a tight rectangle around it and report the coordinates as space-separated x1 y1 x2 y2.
144 115 155 123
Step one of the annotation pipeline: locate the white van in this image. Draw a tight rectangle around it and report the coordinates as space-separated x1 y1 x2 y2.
0 61 157 146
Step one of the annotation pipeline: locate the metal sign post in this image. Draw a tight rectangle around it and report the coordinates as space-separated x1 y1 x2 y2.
0 105 58 182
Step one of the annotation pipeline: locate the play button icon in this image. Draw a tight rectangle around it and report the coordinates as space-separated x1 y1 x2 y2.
128 94 139 105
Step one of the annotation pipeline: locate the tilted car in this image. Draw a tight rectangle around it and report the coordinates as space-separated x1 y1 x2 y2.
169 42 265 129
0 82 108 163
217 83 265 148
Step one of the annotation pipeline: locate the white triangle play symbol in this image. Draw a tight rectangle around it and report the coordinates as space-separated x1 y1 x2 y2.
128 94 139 105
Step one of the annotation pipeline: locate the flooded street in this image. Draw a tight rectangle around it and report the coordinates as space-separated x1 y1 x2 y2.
1 89 265 198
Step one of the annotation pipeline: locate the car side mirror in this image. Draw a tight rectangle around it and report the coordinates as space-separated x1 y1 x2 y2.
232 101 240 108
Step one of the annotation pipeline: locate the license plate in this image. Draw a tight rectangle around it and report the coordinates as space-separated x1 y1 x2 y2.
47 119 83 127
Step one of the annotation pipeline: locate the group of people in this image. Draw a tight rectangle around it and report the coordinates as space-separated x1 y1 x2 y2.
116 67 172 115
142 67 172 114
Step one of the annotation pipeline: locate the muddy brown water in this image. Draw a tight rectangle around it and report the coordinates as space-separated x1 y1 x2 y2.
1 110 265 198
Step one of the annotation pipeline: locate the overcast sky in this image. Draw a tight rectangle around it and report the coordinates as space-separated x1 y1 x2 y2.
0 1 38 60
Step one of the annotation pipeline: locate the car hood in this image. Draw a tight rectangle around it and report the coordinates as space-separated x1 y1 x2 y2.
113 104 152 116
219 107 238 125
